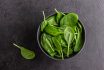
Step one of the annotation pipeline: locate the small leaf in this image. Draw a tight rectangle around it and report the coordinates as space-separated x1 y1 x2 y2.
41 11 48 31
55 9 65 24
41 21 48 32
13 43 35 59
47 16 57 25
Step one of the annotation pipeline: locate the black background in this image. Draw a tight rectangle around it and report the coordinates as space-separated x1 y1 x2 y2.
0 0 104 70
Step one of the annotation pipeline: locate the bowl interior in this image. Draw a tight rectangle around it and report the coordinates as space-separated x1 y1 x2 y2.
37 13 85 60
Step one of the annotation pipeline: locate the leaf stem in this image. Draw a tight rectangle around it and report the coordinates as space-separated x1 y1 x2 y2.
54 8 58 13
42 11 46 21
54 8 65 15
13 43 21 49
61 50 64 60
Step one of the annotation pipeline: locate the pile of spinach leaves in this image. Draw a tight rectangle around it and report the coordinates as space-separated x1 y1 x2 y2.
40 9 84 59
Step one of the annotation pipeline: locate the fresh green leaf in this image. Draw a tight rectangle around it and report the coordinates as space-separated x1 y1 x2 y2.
59 26 66 32
13 43 35 59
41 33 55 57
44 24 63 36
61 38 67 48
63 47 73 56
64 27 74 57
45 34 53 46
56 35 67 48
55 9 65 24
47 16 57 25
60 13 78 27
52 37 64 59
74 22 83 52
41 11 48 31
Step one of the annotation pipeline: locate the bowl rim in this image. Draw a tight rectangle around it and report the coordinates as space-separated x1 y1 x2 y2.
37 13 86 60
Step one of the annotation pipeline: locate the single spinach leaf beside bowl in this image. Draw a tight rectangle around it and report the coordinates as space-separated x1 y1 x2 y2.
13 43 35 59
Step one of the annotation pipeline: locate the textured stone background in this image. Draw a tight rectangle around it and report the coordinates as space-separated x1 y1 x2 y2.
0 0 104 70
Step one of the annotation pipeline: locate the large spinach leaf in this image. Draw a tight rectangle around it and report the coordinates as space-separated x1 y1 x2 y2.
60 13 78 27
74 22 83 52
64 27 74 57
44 24 63 36
52 36 64 59
41 33 55 57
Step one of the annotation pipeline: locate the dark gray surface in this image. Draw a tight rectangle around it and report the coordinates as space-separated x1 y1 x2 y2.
0 0 104 70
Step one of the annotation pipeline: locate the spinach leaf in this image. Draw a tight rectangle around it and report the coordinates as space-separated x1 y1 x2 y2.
45 34 53 46
41 33 55 57
41 11 48 31
55 9 65 24
59 26 66 32
47 16 57 25
44 24 63 36
64 27 74 57
52 37 64 59
13 43 35 59
57 35 67 48
60 13 78 27
63 47 73 56
61 38 67 48
74 23 83 52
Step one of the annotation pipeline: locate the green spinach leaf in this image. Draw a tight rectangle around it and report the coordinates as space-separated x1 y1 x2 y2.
74 23 83 52
52 37 64 59
55 9 65 24
41 33 55 57
63 47 73 56
13 43 35 59
60 13 78 27
47 16 57 25
44 24 63 36
41 11 48 31
64 27 74 57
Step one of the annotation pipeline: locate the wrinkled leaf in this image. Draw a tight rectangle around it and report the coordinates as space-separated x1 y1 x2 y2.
57 35 67 48
52 37 64 59
41 33 55 57
74 22 83 52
